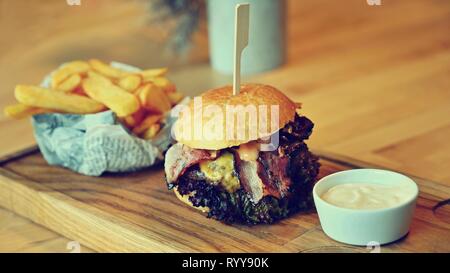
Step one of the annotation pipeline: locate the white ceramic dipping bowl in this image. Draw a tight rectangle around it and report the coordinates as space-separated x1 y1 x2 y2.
313 169 419 246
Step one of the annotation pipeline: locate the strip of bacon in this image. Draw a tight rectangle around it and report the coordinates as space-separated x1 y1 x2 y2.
164 143 217 184
165 143 293 203
234 150 291 203
258 152 292 198
234 155 265 202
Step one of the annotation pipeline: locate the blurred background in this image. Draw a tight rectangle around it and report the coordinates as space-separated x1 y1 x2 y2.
0 0 449 184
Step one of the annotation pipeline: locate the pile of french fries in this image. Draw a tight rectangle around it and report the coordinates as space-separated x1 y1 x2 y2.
4 60 184 140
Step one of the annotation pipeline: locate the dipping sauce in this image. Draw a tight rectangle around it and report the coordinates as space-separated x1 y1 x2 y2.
321 183 415 210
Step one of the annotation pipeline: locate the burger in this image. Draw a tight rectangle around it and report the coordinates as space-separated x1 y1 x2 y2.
164 84 320 225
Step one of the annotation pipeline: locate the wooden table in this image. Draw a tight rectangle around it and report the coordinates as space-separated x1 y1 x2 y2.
0 0 449 252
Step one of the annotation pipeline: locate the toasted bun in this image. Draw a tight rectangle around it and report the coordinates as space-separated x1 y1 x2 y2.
174 84 297 150
173 187 210 213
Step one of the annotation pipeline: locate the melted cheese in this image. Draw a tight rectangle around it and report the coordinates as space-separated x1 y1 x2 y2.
199 152 240 193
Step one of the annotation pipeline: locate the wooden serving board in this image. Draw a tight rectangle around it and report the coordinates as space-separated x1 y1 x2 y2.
0 148 448 253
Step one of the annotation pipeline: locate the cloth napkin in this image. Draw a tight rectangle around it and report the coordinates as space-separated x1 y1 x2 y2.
32 110 175 176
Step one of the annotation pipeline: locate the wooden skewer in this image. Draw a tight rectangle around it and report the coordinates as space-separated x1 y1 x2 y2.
233 3 250 95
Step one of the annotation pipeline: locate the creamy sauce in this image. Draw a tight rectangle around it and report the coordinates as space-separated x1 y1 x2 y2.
321 183 415 210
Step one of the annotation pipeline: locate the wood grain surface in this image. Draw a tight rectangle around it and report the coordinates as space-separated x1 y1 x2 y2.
0 207 94 253
0 149 448 253
0 0 449 252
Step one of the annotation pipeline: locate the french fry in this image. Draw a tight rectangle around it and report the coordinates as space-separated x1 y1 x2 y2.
15 85 105 114
136 83 172 114
123 116 136 128
167 91 184 106
123 108 145 128
4 103 47 119
139 67 168 81
86 70 111 84
148 77 176 93
6 60 183 141
56 73 81 92
89 59 127 79
51 61 90 89
118 74 142 92
82 75 140 117
142 123 161 139
132 114 162 135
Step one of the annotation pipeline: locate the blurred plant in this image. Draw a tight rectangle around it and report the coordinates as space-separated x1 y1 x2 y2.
149 0 204 53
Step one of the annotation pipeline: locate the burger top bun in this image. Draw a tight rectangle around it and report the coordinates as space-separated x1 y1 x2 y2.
173 84 297 150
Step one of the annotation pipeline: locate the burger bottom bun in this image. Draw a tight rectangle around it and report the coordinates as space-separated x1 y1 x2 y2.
173 187 210 213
